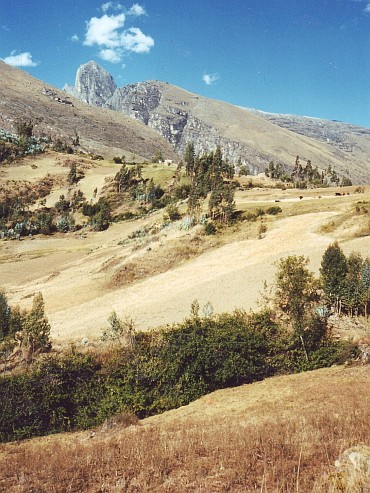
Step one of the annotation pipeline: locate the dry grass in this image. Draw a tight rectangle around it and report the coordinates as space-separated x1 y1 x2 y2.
108 218 265 289
109 234 207 288
317 200 370 239
0 365 368 492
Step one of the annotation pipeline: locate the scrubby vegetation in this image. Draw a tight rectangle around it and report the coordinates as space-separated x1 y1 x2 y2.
0 177 56 238
0 127 49 163
0 292 51 369
0 305 350 443
1 248 363 443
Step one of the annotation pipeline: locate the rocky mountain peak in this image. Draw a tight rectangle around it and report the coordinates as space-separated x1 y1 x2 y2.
64 60 117 107
64 61 370 182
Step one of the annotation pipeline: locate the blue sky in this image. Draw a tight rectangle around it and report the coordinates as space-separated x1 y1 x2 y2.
1 0 370 127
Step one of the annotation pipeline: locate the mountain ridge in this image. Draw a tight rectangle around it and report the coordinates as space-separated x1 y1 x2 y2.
1 60 370 183
64 61 370 183
0 61 178 161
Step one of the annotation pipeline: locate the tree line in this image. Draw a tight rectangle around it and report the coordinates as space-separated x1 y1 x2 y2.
183 143 236 224
265 156 352 188
320 242 370 317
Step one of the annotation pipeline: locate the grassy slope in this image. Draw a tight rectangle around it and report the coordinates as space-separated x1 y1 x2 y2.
0 61 179 162
1 153 370 343
1 156 369 492
0 364 368 492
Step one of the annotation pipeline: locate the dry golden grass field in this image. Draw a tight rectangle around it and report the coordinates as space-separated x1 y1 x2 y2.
0 365 368 492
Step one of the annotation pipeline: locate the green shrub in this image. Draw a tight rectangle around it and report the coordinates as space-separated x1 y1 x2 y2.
165 204 181 221
0 308 350 443
204 222 217 235
266 206 282 215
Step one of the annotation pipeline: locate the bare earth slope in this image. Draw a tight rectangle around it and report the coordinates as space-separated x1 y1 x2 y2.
0 61 178 161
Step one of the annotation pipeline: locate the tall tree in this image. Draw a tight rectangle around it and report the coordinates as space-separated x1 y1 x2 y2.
274 255 320 360
342 252 364 316
361 260 370 317
221 183 236 224
115 164 134 193
320 242 347 314
274 256 319 332
67 162 78 185
0 290 10 341
184 142 195 177
22 293 51 357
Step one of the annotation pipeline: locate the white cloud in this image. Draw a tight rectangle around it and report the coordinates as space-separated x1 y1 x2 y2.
202 73 219 86
2 51 38 67
364 3 370 12
84 13 126 47
71 34 79 42
128 3 146 16
99 48 122 63
101 2 113 12
83 9 154 62
120 27 154 53
101 2 123 13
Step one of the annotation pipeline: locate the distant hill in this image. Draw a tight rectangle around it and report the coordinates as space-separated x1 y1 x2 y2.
0 61 179 162
64 61 370 183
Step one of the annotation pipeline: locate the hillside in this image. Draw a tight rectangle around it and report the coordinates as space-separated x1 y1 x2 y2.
0 365 368 492
1 149 369 344
1 61 370 493
65 61 370 183
0 61 178 162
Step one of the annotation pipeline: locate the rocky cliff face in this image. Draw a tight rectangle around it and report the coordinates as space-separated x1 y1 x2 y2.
105 82 162 125
104 81 270 174
64 61 117 107
66 62 370 182
247 109 370 154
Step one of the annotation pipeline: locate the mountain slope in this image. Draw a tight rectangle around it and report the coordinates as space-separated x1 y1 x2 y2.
66 61 370 183
0 61 179 161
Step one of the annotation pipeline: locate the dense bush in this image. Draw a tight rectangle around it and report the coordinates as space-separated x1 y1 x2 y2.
0 128 48 162
266 206 282 215
82 198 111 231
0 307 347 442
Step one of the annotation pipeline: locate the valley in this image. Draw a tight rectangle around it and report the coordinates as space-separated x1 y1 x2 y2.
0 60 369 493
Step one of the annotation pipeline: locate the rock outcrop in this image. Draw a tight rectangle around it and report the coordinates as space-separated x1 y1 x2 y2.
105 82 162 125
66 62 370 182
317 445 370 492
64 61 117 107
